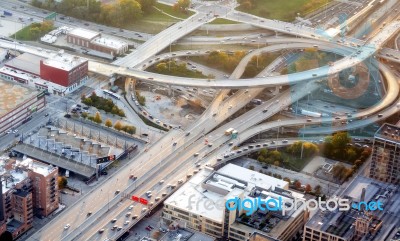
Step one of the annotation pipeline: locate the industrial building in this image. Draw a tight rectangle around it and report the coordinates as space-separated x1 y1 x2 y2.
369 123 400 184
0 51 88 95
0 79 45 134
67 28 128 56
162 164 308 241
303 176 397 241
0 156 59 239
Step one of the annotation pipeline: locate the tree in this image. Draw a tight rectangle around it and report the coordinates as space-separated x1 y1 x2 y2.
331 132 350 151
81 112 88 119
137 0 156 12
114 121 123 131
294 180 302 189
305 184 312 193
105 119 113 128
173 0 191 13
58 176 68 189
314 185 322 195
93 112 102 124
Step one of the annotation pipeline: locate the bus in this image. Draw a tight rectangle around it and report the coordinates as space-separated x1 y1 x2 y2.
103 89 120 100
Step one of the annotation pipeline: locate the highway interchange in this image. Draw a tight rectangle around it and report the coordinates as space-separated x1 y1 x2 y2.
0 0 398 240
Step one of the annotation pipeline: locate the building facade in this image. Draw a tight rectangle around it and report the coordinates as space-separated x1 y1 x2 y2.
369 124 400 184
67 28 128 55
0 52 88 95
0 89 46 134
0 157 59 239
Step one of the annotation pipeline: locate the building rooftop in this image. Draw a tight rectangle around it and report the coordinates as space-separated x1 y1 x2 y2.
43 51 87 71
218 164 289 190
91 36 128 49
5 52 44 75
0 78 38 117
0 157 29 194
375 123 400 143
18 158 57 177
306 175 398 239
164 164 303 228
67 27 100 41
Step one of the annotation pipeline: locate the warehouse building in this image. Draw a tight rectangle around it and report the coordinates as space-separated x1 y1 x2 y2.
0 79 45 134
0 51 88 95
66 28 128 56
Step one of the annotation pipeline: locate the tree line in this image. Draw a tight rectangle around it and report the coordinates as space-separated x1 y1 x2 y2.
32 0 156 27
82 92 125 117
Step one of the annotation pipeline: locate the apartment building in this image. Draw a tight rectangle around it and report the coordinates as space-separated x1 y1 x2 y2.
369 123 400 184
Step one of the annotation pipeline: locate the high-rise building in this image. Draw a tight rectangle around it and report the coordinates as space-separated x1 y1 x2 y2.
303 176 396 241
369 123 400 184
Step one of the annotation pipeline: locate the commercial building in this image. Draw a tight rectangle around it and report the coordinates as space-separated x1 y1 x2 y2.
369 123 400 184
0 156 59 239
67 28 128 55
0 79 45 134
162 164 308 241
303 176 396 241
0 51 88 95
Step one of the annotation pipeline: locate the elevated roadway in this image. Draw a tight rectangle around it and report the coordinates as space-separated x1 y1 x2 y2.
112 12 211 67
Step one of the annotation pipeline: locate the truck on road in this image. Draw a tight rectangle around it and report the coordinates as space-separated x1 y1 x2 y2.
225 128 234 136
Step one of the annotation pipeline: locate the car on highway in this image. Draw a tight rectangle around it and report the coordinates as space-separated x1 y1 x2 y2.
125 212 131 217
13 130 18 134
128 205 134 210
64 224 70 230
185 132 190 136
115 190 120 195
194 153 199 157
146 226 151 231
45 113 49 117
117 227 122 231
98 229 105 233
111 219 117 223
124 221 130 225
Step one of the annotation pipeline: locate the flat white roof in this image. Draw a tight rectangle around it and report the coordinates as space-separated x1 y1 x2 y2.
68 28 100 40
218 164 289 190
43 52 87 71
164 168 227 222
18 158 56 176
164 164 294 223
0 158 29 194
92 37 128 50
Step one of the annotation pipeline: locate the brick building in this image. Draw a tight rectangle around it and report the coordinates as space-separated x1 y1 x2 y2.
67 28 128 56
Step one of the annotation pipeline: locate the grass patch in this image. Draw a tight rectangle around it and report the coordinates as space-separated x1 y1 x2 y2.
210 18 239 24
280 152 313 172
148 60 213 79
237 0 332 22
152 2 195 19
11 21 54 41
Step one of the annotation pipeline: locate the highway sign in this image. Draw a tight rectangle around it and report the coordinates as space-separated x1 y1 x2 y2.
44 12 57 20
96 155 116 164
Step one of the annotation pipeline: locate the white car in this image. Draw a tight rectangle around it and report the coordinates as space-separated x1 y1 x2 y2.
64 224 70 230
13 129 18 134
128 205 134 210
